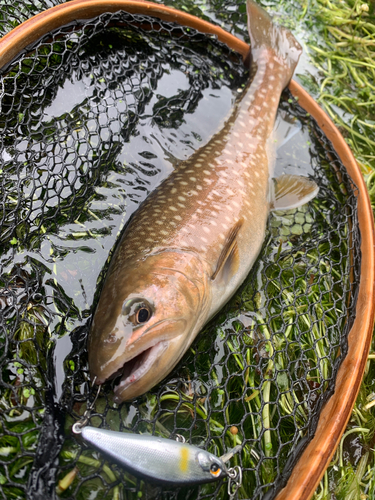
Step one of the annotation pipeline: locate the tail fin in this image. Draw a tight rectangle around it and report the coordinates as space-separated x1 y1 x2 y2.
246 0 302 87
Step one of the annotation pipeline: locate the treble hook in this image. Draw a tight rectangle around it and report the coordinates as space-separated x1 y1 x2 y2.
227 465 242 499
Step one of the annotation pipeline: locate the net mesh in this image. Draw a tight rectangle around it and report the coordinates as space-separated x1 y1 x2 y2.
0 4 360 500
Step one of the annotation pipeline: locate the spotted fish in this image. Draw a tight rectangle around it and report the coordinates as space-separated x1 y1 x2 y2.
88 0 318 402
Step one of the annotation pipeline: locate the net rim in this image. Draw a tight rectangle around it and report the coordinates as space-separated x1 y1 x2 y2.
0 1 373 499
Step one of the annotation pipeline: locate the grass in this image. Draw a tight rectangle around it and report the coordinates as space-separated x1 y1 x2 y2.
290 0 375 498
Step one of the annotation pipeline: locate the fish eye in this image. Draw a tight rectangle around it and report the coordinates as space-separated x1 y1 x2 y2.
122 298 153 326
210 463 222 477
136 306 151 324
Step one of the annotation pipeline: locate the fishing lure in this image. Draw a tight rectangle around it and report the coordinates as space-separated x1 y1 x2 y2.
72 385 242 493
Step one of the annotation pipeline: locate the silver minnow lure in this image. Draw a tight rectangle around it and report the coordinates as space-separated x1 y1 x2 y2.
80 426 230 485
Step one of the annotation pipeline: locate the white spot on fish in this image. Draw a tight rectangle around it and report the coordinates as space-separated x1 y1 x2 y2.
203 227 210 234
169 206 178 211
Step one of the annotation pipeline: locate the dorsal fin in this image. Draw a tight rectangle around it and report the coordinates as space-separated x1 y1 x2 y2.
211 219 244 281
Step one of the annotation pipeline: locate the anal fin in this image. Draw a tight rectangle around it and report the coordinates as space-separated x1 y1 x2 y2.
271 174 319 211
211 219 243 282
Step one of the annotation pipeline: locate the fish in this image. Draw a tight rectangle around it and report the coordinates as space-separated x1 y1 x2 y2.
88 0 319 402
78 426 237 485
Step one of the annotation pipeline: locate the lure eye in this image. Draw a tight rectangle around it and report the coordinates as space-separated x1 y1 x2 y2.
136 306 151 324
210 463 222 477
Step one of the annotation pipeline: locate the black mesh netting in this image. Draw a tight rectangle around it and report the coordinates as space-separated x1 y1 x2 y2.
0 5 361 500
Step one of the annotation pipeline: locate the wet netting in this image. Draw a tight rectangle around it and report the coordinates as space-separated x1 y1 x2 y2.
0 3 361 500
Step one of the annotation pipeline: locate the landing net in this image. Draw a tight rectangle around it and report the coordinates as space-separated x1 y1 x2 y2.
0 4 360 500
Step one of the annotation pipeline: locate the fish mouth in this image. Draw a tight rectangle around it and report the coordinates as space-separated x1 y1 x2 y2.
111 341 168 399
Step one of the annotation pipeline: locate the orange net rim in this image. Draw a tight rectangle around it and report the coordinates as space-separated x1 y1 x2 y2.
0 1 374 499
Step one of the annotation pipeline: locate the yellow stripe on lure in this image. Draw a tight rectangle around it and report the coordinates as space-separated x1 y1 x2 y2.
88 0 319 402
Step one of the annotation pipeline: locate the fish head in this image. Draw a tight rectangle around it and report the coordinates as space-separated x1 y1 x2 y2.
88 249 210 402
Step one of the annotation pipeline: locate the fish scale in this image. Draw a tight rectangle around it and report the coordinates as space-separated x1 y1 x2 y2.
88 0 318 403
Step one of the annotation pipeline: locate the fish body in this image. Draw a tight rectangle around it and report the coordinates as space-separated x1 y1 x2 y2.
80 426 228 485
88 0 318 402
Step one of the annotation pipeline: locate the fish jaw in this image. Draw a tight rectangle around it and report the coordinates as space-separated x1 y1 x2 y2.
112 333 192 402
88 250 211 401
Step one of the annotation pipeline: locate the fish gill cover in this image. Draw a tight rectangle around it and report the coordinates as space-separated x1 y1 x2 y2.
0 3 360 500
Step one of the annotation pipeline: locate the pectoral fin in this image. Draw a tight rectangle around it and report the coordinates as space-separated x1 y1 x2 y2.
211 219 243 282
270 174 319 210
